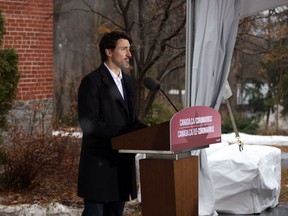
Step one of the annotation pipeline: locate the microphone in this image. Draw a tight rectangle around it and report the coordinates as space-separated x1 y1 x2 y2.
143 76 179 112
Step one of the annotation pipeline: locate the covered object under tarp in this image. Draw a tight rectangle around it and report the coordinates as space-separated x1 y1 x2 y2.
207 144 281 214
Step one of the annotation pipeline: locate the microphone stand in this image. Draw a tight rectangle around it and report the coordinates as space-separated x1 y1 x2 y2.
159 88 179 112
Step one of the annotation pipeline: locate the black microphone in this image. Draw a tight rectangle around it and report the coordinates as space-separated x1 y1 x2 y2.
143 76 179 112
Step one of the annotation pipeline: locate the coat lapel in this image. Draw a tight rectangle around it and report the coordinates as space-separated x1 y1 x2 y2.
122 74 134 122
99 64 130 117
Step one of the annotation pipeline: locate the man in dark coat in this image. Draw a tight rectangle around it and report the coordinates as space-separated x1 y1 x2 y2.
77 31 145 216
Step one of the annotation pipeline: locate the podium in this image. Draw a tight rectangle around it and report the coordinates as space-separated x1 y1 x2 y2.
112 106 222 216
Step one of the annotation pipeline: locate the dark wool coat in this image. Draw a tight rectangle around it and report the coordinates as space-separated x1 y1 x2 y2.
77 63 145 202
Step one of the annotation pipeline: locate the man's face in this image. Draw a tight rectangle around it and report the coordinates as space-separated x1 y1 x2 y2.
108 39 132 69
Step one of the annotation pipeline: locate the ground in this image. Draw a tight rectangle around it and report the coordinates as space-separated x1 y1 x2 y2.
0 140 287 216
280 146 288 204
0 136 142 216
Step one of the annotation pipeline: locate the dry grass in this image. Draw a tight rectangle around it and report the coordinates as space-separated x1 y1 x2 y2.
278 146 288 203
281 167 288 203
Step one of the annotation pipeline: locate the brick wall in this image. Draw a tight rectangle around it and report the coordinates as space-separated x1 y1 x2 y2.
0 0 53 100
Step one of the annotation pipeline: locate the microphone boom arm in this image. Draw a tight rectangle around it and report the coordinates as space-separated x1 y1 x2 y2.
159 88 178 112
143 76 178 113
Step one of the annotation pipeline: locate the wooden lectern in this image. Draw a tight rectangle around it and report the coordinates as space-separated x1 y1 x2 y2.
112 106 221 216
112 121 199 216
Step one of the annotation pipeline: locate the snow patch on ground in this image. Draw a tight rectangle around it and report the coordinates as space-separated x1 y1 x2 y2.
0 203 82 216
222 132 288 146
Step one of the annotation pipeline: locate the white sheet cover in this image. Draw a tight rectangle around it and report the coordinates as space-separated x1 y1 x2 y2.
207 144 281 214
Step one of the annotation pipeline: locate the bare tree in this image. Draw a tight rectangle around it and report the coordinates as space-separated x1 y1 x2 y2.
228 7 288 132
54 0 104 125
80 0 186 120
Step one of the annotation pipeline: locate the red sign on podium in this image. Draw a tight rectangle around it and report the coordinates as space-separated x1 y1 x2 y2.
170 106 221 151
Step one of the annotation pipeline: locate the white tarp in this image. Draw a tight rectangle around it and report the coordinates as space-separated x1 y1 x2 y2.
185 1 241 215
207 144 281 214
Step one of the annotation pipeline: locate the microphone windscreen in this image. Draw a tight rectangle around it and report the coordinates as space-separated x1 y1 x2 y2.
143 77 160 91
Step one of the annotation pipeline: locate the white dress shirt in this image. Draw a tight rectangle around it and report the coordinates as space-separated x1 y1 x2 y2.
104 63 124 99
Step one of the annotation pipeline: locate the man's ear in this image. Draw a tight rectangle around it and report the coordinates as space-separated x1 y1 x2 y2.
105 49 112 57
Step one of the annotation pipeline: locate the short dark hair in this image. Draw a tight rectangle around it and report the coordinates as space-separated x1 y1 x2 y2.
99 31 132 62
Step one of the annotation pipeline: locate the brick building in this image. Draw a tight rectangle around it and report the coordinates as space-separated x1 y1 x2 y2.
0 0 54 127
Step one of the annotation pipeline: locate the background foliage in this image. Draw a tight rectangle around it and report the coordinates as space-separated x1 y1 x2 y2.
227 7 288 134
0 10 19 130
